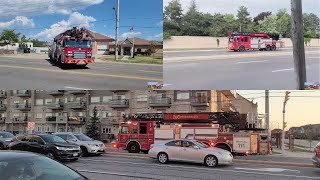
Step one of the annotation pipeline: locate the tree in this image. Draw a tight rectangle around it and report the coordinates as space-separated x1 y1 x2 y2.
253 12 272 24
86 106 101 140
181 0 206 36
164 0 184 38
237 6 251 32
258 15 279 34
276 9 292 38
0 30 20 49
303 13 320 38
30 39 47 47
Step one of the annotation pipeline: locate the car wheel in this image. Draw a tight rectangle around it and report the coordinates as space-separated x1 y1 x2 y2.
204 155 218 167
0 143 5 150
46 151 55 159
127 142 140 153
80 146 88 157
239 46 245 52
157 152 169 164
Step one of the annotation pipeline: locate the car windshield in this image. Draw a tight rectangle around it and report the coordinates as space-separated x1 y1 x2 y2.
41 135 67 143
194 141 209 148
64 39 91 48
74 134 92 141
229 37 234 42
0 132 14 138
0 155 86 180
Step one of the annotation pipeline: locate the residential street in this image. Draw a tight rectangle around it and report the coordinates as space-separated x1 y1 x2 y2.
66 154 320 180
0 55 162 89
164 48 320 90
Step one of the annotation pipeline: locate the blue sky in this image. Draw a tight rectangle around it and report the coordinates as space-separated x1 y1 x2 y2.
0 0 163 41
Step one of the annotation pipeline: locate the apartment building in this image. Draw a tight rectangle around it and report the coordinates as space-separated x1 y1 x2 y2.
0 90 245 140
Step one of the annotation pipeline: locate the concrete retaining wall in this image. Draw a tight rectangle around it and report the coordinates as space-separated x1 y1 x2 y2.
164 36 320 49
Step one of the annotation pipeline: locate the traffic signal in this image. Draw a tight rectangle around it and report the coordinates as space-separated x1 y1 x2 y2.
284 91 291 103
283 122 287 129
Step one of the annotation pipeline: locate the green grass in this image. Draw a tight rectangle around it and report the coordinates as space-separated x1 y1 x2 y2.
165 48 225 51
103 55 163 65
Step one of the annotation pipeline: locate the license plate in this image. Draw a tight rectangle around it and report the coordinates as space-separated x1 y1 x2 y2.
73 153 78 157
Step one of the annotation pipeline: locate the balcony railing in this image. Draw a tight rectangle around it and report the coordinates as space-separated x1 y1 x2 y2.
46 116 57 122
47 90 64 95
16 90 31 97
16 103 31 111
190 96 210 106
65 101 86 109
0 104 6 111
68 116 86 124
68 90 87 94
109 99 129 108
148 97 171 107
47 103 64 110
12 117 29 123
0 91 7 98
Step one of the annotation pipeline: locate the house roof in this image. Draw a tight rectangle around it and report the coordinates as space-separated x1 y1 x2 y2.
126 37 162 46
87 31 114 41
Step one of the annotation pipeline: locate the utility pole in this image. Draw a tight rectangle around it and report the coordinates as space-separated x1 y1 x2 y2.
265 90 270 137
291 0 306 89
115 0 120 61
282 91 290 153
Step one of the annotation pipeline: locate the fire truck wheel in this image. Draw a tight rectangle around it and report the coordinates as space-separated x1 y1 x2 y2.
271 45 276 51
266 46 271 51
204 155 218 167
239 46 245 52
157 152 169 164
127 142 140 153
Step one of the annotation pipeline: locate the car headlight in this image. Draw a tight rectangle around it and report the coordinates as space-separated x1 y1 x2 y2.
56 146 68 151
88 144 97 147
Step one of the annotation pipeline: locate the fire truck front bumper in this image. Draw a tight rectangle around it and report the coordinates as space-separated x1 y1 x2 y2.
65 58 94 64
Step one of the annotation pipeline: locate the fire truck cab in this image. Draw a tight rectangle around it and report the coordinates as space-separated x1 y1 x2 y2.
227 32 282 52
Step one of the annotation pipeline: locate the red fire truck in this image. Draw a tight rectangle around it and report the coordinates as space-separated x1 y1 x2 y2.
227 32 283 52
112 112 270 155
48 27 94 67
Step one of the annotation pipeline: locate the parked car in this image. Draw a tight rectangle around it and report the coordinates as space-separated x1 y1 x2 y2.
53 132 105 156
312 142 320 167
9 134 81 161
149 139 233 167
0 131 15 150
0 151 88 180
23 48 31 53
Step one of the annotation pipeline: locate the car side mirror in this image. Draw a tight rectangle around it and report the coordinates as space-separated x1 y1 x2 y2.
193 146 200 150
70 139 77 142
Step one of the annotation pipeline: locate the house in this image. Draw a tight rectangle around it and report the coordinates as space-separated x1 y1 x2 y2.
87 31 114 55
109 37 163 56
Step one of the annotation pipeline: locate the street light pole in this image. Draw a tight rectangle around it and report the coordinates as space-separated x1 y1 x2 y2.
282 101 286 153
291 0 306 89
115 0 120 61
265 90 270 137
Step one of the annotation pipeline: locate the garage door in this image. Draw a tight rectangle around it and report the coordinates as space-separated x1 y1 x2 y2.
97 45 109 55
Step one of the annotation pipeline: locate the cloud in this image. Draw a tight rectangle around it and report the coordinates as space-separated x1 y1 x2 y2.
0 0 104 21
121 31 142 38
156 21 163 27
154 33 163 39
0 16 35 29
32 12 96 41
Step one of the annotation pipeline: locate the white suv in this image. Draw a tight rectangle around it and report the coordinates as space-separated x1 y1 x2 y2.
53 132 105 156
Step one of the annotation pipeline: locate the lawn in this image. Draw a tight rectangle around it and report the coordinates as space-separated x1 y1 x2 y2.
102 55 163 65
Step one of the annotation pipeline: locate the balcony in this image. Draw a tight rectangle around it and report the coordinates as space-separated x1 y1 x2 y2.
221 101 236 112
56 116 68 124
47 103 64 110
46 116 57 123
47 90 64 95
0 117 5 123
12 117 29 123
16 103 31 111
68 116 86 124
68 90 87 94
16 90 31 97
0 104 6 111
190 96 210 107
0 91 7 98
148 97 171 107
109 99 129 108
65 101 86 109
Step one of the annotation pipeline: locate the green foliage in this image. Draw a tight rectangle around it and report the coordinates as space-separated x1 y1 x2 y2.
30 39 47 47
86 106 101 140
258 15 279 34
276 9 292 38
237 6 251 32
304 38 311 46
0 30 20 46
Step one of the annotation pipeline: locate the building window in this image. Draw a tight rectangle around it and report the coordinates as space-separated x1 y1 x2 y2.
55 98 62 104
13 100 20 104
36 113 42 119
91 97 100 103
77 112 85 117
45 99 52 104
177 91 190 100
37 126 41 132
102 96 112 103
137 49 142 52
13 113 20 118
137 95 148 102
102 111 111 118
36 99 43 105
46 113 52 117
102 127 111 134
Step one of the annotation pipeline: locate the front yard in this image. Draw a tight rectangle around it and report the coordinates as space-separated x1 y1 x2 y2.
102 55 163 65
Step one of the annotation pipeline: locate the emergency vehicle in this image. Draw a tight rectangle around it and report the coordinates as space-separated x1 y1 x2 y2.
227 32 283 52
48 27 94 67
112 112 270 155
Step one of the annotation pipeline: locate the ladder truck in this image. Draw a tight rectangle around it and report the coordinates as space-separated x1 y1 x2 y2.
111 112 270 155
48 27 94 67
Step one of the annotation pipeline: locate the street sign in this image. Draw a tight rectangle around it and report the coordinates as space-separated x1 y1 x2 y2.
28 122 35 129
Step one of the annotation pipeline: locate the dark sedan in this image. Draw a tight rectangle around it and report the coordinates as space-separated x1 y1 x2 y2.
312 142 320 167
9 134 81 161
0 151 88 180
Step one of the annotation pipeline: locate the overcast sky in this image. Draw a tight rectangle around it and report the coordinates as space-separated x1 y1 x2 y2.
163 0 320 17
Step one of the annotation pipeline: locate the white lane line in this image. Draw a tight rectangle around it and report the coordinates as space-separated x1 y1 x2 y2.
272 68 294 73
77 159 319 179
138 70 163 73
65 86 92 90
236 60 269 64
234 167 300 173
77 170 160 180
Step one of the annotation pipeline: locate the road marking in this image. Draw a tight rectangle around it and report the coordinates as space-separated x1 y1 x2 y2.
0 64 162 81
65 86 92 90
234 167 300 173
236 60 268 64
138 70 163 73
77 169 161 180
77 159 319 179
272 68 294 73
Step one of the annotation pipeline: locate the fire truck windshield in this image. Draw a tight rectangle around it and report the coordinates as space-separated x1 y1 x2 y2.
194 141 209 148
229 37 234 42
64 39 92 48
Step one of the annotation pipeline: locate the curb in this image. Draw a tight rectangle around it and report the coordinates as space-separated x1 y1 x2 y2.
104 151 315 168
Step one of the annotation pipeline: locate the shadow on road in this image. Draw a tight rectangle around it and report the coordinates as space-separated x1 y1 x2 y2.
45 59 89 70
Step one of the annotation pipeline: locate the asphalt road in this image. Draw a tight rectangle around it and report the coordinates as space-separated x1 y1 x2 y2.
0 55 162 89
66 154 320 180
164 48 320 90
